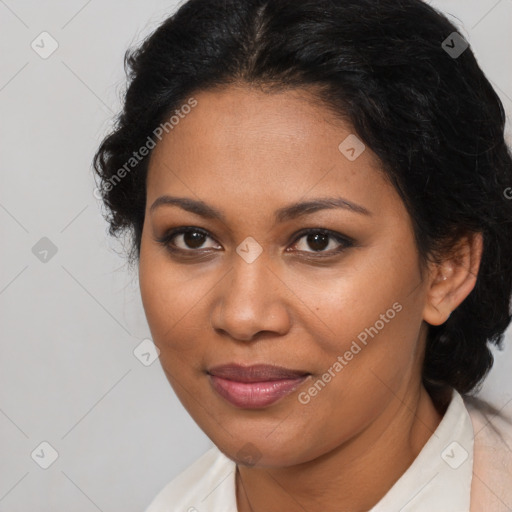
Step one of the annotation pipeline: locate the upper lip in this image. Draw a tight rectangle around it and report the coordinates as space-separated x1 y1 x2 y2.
207 363 310 382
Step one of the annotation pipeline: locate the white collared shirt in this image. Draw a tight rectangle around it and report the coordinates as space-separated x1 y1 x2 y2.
144 390 475 512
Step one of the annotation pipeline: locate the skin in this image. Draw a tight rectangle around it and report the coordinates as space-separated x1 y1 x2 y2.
138 84 483 511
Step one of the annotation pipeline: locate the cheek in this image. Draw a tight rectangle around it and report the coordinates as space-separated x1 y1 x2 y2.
138 246 223 369
302 250 420 357
296 252 424 412
289 310 422 461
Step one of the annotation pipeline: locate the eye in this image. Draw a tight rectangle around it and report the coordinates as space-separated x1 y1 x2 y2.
288 228 353 256
155 227 353 259
156 227 220 253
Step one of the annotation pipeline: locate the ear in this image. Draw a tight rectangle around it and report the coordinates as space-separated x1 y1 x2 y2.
423 233 483 326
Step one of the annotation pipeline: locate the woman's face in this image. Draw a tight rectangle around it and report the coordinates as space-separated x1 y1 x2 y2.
139 85 433 466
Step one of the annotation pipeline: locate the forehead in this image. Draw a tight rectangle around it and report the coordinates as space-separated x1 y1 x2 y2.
146 85 400 220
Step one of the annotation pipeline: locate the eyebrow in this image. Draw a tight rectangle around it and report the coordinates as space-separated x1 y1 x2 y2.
150 195 371 223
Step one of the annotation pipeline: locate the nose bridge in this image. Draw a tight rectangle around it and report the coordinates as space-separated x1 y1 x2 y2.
226 248 274 312
227 234 272 298
211 245 290 339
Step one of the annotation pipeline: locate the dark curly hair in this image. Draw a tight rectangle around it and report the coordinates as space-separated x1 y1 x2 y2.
93 0 512 398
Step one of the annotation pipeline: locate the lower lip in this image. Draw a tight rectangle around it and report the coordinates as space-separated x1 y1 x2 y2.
209 374 309 408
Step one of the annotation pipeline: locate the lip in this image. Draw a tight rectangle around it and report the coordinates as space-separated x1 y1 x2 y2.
207 364 310 408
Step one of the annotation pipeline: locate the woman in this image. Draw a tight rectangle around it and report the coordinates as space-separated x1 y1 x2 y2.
93 0 512 510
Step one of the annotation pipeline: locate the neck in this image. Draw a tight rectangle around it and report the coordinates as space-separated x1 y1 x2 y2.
236 384 444 512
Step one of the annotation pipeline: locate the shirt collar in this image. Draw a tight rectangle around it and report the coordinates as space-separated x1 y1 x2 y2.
210 388 474 511
370 388 474 512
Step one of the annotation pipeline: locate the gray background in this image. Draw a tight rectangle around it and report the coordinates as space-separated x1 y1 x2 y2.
1 1 511 511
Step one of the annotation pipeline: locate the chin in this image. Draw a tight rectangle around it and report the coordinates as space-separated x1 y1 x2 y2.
210 429 318 469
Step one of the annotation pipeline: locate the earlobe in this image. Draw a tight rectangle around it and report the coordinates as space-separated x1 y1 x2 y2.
422 233 483 326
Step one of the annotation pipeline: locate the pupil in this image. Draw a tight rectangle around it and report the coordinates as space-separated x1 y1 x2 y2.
184 231 205 248
308 233 329 251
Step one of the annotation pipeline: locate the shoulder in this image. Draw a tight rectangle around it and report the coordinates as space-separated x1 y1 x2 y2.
143 446 237 512
464 395 512 512
464 394 512 451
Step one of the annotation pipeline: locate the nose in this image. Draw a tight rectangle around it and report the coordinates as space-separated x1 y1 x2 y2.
210 255 292 342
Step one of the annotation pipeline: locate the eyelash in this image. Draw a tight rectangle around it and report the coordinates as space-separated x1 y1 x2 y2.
154 227 354 260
